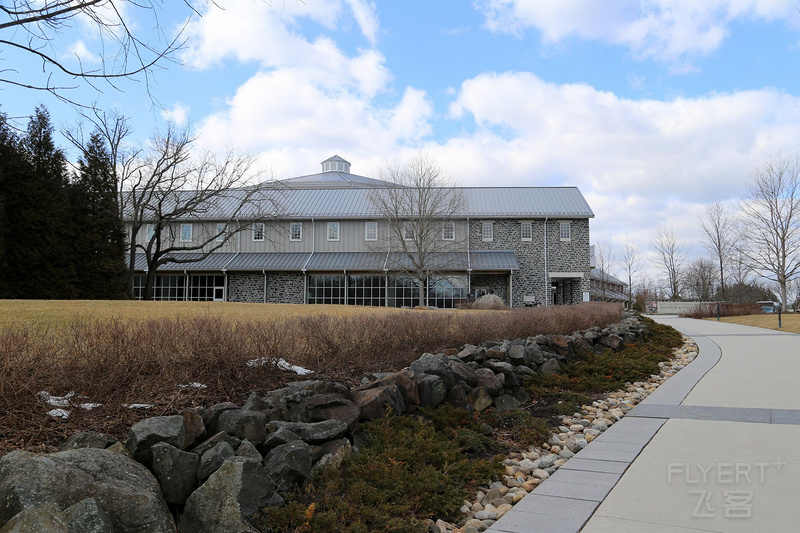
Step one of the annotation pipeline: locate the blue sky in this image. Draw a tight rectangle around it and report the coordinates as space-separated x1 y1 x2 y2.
5 0 800 287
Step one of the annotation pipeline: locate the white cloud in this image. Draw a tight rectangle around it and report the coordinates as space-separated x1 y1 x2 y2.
343 0 380 45
65 40 100 65
475 0 797 63
161 103 190 126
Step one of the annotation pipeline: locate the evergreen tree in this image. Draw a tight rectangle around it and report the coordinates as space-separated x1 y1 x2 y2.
71 131 127 298
0 111 16 297
12 105 76 298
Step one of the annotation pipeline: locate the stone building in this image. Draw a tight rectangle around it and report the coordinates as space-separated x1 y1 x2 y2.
128 156 594 307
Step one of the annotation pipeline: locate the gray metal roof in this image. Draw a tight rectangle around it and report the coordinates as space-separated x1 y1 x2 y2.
590 268 626 286
471 250 519 271
142 186 594 221
131 251 519 273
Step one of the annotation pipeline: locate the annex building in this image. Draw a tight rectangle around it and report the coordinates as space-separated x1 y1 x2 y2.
129 156 594 308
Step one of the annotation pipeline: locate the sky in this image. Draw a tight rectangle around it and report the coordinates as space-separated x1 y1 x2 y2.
5 0 800 285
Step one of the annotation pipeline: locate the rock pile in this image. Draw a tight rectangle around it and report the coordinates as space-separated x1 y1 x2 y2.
431 335 698 533
0 312 655 533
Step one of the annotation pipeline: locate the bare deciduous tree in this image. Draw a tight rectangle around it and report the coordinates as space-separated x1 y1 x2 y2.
651 223 685 299
369 152 466 307
0 1 210 105
619 241 642 309
593 241 616 302
682 257 718 301
122 123 279 299
698 201 735 300
738 154 800 309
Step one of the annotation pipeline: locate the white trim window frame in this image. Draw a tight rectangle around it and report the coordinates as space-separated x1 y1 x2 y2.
327 222 340 242
290 222 303 242
216 223 227 242
560 221 571 241
180 223 193 243
365 221 378 241
403 221 415 241
521 221 532 241
252 222 265 242
442 221 455 241
482 221 493 242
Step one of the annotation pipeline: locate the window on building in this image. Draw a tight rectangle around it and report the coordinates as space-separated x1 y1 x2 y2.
482 222 493 242
216 223 227 242
560 221 571 241
327 222 340 241
403 222 415 240
290 222 303 241
145 224 155 242
180 223 192 243
307 275 346 304
134 275 186 301
365 221 378 241
388 276 419 307
442 221 455 241
521 222 532 241
348 275 385 306
252 222 265 242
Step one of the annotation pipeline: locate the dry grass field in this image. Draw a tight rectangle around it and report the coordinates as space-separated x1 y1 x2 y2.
0 299 414 329
713 312 800 334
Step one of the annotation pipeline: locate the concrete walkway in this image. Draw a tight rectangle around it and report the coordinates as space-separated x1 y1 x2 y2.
488 316 800 533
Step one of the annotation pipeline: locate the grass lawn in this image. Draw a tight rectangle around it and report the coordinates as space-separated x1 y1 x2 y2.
0 299 417 328
711 312 800 334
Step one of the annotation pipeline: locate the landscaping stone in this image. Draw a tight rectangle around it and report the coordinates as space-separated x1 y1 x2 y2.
201 402 239 435
63 498 114 533
538 358 561 375
217 410 268 445
416 373 447 407
410 353 457 389
0 502 67 533
190 432 241 457
125 415 186 466
263 441 313 490
179 410 206 449
351 385 406 419
266 419 348 444
58 431 115 452
235 440 263 461
151 443 199 505
0 448 175 532
198 442 235 483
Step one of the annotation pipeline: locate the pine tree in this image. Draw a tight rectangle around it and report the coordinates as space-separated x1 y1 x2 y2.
13 105 76 298
71 131 127 298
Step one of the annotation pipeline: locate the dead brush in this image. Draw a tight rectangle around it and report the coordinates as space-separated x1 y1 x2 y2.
0 302 623 452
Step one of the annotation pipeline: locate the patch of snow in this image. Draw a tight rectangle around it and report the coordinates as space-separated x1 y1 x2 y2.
79 403 102 410
47 409 71 419
37 391 75 407
124 403 154 409
246 357 313 376
178 382 208 389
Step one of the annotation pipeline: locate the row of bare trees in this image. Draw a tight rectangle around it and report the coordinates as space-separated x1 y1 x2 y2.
645 153 800 310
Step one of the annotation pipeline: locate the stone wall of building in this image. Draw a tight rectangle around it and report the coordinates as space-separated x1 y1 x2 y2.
267 272 305 304
469 218 590 307
228 272 265 303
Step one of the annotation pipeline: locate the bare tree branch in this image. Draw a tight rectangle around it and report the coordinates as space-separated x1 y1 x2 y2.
651 223 685 299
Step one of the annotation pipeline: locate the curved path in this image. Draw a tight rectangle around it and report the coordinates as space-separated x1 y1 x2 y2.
488 316 800 533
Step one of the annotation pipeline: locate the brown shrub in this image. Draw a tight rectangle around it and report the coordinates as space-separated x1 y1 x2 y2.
0 302 623 453
681 302 763 318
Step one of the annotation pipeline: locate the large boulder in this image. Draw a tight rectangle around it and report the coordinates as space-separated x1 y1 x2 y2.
289 394 360 429
63 498 114 533
216 410 268 446
266 420 348 444
356 370 419 407
58 432 115 452
262 441 313 491
179 459 272 533
416 374 447 408
125 415 186 466
197 442 235 483
179 410 206 449
351 385 406 420
446 357 478 387
473 368 503 396
190 432 241 457
0 448 175 532
151 443 200 505
410 353 457 389
201 403 239 435
0 502 67 533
